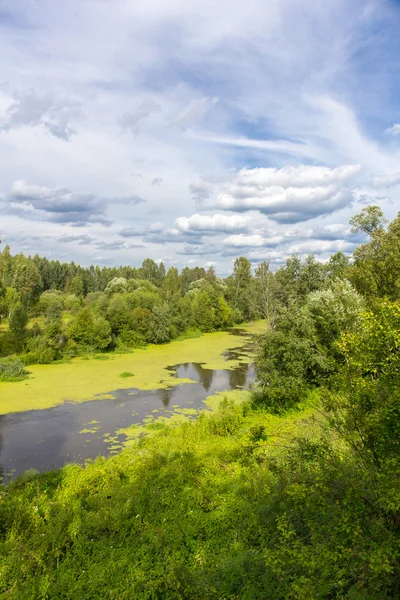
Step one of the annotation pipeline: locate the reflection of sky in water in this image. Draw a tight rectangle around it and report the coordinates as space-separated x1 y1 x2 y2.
0 356 255 482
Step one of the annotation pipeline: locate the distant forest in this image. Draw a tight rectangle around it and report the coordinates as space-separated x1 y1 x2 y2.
0 205 398 374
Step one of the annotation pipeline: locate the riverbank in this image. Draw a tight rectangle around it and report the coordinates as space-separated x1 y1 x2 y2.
0 391 319 599
0 321 265 415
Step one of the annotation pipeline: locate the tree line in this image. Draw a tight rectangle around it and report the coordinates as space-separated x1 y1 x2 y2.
0 238 350 373
248 205 400 595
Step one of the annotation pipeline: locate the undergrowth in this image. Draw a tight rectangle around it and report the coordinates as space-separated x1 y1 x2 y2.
0 396 397 598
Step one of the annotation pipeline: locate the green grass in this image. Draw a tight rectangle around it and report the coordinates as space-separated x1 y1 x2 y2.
0 321 264 415
0 392 319 599
119 371 134 378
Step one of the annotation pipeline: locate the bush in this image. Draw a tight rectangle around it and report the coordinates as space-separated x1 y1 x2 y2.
18 351 39 366
68 307 112 351
0 358 28 381
118 329 146 348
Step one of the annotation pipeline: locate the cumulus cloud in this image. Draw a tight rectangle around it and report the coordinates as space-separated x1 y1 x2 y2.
58 234 96 245
385 124 400 135
372 173 400 188
284 223 353 241
175 213 251 234
288 239 356 254
205 165 361 223
189 178 214 202
177 243 223 256
223 233 284 247
4 181 145 226
95 241 145 251
119 100 161 133
0 89 81 140
174 97 218 131
119 222 163 237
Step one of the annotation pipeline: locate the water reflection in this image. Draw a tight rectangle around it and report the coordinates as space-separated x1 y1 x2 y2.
0 358 255 482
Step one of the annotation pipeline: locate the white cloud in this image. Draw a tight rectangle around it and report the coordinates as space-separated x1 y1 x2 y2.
0 89 81 140
175 213 251 234
4 180 145 225
119 100 161 133
223 233 283 247
174 97 218 131
0 0 399 271
288 239 355 254
206 165 361 223
189 178 214 201
372 173 400 188
385 124 400 135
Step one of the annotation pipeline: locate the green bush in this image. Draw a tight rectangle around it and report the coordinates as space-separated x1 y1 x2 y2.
0 358 28 381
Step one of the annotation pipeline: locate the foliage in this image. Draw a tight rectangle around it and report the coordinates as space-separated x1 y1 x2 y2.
105 276 128 295
67 307 112 351
349 209 400 300
254 303 333 411
2 207 400 598
146 304 172 344
1 391 399 598
306 278 364 347
0 358 28 381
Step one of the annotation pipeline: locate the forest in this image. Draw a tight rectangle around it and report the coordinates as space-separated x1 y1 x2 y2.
0 232 343 380
1 205 400 598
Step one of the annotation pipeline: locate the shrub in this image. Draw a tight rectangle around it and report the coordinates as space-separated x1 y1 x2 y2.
0 358 28 381
68 307 112 351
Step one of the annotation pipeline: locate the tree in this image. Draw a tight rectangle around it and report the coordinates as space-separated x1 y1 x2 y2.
349 211 400 300
68 307 112 351
229 257 252 320
0 280 6 322
250 261 275 322
193 285 216 332
69 274 85 298
106 294 134 334
326 251 350 280
350 205 388 235
105 277 128 295
0 245 12 287
9 303 28 351
12 255 42 306
162 267 181 299
141 259 163 287
146 304 172 344
306 279 364 348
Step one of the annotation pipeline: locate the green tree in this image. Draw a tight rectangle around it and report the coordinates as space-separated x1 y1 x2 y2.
141 259 163 287
69 274 85 297
12 255 42 306
146 304 172 344
9 303 28 351
68 307 112 351
106 294 134 334
193 285 216 332
349 211 400 300
350 205 387 235
306 279 364 348
228 257 252 320
105 277 128 295
162 267 181 300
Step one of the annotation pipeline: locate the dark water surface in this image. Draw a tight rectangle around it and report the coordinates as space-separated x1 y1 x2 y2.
0 337 255 482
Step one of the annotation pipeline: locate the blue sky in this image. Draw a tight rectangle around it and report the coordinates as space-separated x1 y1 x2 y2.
0 0 400 273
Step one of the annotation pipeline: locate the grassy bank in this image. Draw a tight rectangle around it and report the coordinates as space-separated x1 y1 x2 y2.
0 321 264 415
0 391 320 599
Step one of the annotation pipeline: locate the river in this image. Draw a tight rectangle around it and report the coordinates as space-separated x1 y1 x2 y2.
0 330 257 483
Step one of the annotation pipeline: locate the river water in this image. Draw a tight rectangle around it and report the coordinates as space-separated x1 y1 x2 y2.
0 336 256 483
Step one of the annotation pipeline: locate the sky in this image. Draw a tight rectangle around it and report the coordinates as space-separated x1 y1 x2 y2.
0 0 400 274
